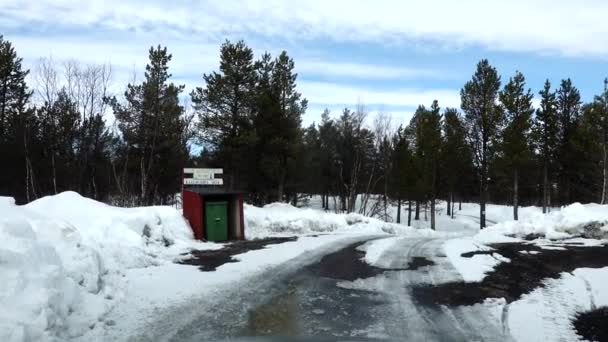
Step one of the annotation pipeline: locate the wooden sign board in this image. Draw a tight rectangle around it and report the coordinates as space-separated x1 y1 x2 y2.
183 168 223 185
184 178 223 185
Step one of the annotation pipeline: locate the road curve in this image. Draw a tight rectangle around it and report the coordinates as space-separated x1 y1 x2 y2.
136 235 511 341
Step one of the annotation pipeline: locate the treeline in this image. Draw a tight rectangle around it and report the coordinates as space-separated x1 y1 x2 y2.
0 36 191 205
2 35 608 229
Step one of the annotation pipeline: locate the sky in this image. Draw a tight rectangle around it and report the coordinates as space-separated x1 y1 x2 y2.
1 0 608 127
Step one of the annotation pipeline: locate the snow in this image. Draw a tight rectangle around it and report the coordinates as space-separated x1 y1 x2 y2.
85 234 377 341
358 237 405 267
483 268 608 342
443 203 608 283
0 192 212 342
440 202 608 341
245 202 442 239
476 202 608 242
5 190 608 342
444 238 506 282
1 192 444 341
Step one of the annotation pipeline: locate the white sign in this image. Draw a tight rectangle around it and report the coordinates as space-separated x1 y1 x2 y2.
193 169 214 180
184 168 222 176
184 178 224 185
183 168 223 186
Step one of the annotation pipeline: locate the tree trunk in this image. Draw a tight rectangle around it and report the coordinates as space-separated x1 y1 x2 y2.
513 168 519 221
602 139 608 204
396 198 402 224
408 200 412 226
277 181 284 203
424 201 428 222
415 201 420 220
480 172 486 229
451 193 455 219
542 160 548 214
430 199 436 230
447 193 451 216
459 198 462 211
51 153 58 194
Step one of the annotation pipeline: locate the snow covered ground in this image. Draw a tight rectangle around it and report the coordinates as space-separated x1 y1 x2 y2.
505 267 608 342
0 192 214 342
439 202 608 342
245 202 446 239
4 190 608 342
1 191 442 341
300 194 545 235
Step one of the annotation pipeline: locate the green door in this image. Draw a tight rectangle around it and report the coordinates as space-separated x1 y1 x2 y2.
205 201 228 242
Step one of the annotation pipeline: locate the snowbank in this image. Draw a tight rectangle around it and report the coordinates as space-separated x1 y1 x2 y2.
244 202 440 239
485 267 608 342
476 203 608 243
299 195 545 234
358 237 405 267
0 192 203 342
444 238 510 282
444 203 608 284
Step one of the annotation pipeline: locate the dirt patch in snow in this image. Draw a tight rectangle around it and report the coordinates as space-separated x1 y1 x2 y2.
179 237 297 271
413 242 608 306
407 257 435 270
574 307 608 342
306 241 431 281
306 241 387 281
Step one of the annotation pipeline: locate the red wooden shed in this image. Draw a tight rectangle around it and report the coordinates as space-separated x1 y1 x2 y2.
182 187 245 242
181 168 245 242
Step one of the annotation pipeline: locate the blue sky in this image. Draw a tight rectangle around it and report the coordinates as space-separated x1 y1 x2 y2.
2 0 608 126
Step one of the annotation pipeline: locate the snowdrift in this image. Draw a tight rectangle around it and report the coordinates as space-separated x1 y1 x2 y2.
2 193 441 341
444 203 608 284
476 203 608 242
244 202 440 239
0 192 198 342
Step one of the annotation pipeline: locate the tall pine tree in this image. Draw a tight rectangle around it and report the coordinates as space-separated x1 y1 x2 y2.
595 79 608 204
0 35 35 203
442 108 470 219
461 59 503 229
191 40 257 190
533 80 559 213
108 45 188 205
499 71 534 220
555 78 582 205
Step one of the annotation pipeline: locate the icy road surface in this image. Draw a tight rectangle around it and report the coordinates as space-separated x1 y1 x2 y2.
135 236 511 341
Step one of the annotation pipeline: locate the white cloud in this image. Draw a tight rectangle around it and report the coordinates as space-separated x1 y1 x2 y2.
3 0 608 57
304 103 415 128
299 81 461 109
295 60 450 80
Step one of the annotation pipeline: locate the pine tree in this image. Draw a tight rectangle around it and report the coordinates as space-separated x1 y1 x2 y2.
107 45 188 205
555 78 582 205
594 79 608 204
318 109 339 210
571 103 603 203
191 40 257 190
420 101 442 230
406 107 425 221
0 35 34 203
267 51 307 201
533 80 559 213
461 59 503 229
499 71 534 220
77 113 114 201
37 89 81 194
389 125 414 224
442 108 470 219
